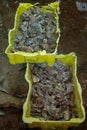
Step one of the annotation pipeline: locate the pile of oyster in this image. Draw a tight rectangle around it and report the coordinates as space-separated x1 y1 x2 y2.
30 62 77 121
12 7 58 53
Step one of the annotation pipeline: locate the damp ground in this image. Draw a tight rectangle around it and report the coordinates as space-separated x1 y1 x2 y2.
0 0 87 130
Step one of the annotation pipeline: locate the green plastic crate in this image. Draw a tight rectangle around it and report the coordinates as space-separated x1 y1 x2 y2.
5 2 60 64
23 53 85 130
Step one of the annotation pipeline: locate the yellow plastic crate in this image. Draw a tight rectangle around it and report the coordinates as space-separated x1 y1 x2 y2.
23 53 85 130
5 2 60 64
